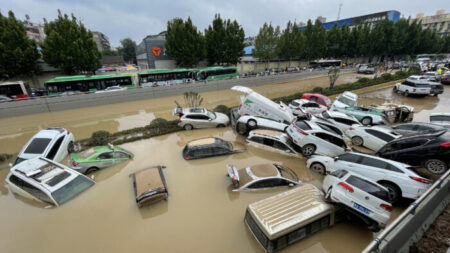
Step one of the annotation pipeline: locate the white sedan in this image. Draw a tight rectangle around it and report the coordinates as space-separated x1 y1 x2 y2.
95 86 127 93
345 125 400 152
236 115 289 132
289 99 327 115
307 152 432 203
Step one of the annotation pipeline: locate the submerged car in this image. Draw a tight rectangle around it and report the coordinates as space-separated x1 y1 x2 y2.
246 129 301 156
14 127 75 166
227 163 300 191
6 157 94 206
323 169 392 232
131 166 168 207
173 107 229 130
70 144 134 174
289 99 328 115
183 137 245 160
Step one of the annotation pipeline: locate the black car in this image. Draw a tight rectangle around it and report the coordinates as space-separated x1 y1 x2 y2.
376 130 450 175
391 122 446 136
182 137 245 160
31 88 48 96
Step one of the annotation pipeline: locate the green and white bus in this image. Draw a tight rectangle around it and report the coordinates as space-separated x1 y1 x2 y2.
138 69 193 87
44 74 135 95
195 66 238 81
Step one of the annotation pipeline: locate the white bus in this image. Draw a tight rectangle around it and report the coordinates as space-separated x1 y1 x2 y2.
0 81 31 100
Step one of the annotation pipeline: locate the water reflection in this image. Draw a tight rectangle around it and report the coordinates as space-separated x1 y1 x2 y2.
138 201 169 220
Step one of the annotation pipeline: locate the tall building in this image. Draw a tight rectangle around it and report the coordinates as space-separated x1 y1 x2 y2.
136 31 176 69
316 16 327 23
413 10 450 36
299 10 401 30
24 21 45 44
92 32 111 52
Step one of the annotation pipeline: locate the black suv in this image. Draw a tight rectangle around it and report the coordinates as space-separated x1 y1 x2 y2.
182 137 245 160
376 130 450 175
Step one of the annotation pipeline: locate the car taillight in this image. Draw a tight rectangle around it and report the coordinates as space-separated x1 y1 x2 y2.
380 114 385 119
72 161 79 166
67 130 70 134
410 176 432 184
440 142 450 148
349 127 355 130
184 157 189 160
338 182 354 193
380 203 392 212
178 117 182 123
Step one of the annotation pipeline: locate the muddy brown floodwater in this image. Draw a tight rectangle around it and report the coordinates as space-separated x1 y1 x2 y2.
0 77 447 253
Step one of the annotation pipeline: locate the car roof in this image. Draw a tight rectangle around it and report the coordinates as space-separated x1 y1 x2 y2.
249 129 285 139
184 108 206 114
133 166 165 198
431 112 450 116
325 110 356 119
249 163 279 177
341 91 358 99
33 128 65 139
187 137 218 147
343 152 413 171
292 99 311 104
392 129 448 142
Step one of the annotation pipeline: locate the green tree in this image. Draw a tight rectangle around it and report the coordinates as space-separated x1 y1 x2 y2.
304 19 326 60
42 10 101 74
278 21 301 65
222 19 245 65
102 49 120 56
165 17 205 67
0 10 40 78
118 38 136 64
328 67 340 88
253 23 280 68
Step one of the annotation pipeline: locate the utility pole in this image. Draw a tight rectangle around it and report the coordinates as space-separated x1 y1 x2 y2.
337 2 343 21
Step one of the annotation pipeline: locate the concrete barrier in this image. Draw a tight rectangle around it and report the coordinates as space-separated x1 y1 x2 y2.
0 69 354 118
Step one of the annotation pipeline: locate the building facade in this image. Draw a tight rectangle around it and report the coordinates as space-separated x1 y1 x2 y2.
299 10 401 30
413 10 450 36
136 32 176 69
24 21 45 44
92 32 111 52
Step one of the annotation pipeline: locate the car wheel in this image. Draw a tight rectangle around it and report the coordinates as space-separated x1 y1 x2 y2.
310 162 326 175
68 141 75 153
404 90 409 97
393 86 398 92
361 117 372 125
247 119 257 128
301 144 316 157
216 124 226 128
325 187 332 201
86 167 99 174
424 159 448 175
351 136 364 146
183 124 193 130
379 182 401 203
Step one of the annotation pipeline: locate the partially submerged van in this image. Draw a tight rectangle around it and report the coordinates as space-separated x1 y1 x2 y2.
131 166 168 207
231 86 295 124
244 184 337 252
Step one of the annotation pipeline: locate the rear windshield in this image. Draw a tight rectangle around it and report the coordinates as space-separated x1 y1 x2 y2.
346 175 389 202
430 115 450 122
24 138 52 154
51 175 94 205
215 138 230 150
294 121 312 130
80 148 97 159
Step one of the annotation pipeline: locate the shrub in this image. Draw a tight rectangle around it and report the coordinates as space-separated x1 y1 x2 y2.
381 73 393 81
312 86 324 94
0 153 12 162
91 130 111 145
213 105 230 115
358 77 370 84
148 118 170 129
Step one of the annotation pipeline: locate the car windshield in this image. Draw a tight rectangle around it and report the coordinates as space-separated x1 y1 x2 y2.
215 138 230 150
274 164 298 181
207 110 217 119
24 138 52 154
337 96 356 107
430 115 450 122
14 157 26 165
79 148 97 159
51 175 94 205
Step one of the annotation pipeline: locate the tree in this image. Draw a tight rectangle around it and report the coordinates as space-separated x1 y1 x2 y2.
253 23 280 68
42 10 101 74
102 49 120 56
0 10 40 78
278 21 302 65
165 17 205 67
222 19 245 65
328 67 340 88
119 38 136 64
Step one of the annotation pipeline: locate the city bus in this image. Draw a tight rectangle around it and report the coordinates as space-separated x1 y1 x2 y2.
195 66 238 81
309 59 342 68
44 74 135 95
138 69 193 87
0 81 31 100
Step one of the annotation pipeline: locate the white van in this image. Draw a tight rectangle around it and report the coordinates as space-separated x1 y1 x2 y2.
231 86 295 124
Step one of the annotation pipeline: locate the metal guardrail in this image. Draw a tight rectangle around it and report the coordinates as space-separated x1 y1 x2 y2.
362 169 450 253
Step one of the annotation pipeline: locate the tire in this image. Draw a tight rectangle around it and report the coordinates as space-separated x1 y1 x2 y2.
424 159 448 175
325 187 332 201
68 141 75 153
247 119 257 128
183 124 193 130
310 162 326 175
404 90 409 97
301 144 316 157
379 182 401 203
216 124 225 128
361 117 372 125
86 167 99 174
393 86 398 92
351 136 364 146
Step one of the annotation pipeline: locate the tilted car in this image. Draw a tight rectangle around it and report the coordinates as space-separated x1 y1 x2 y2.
183 137 245 160
334 106 388 125
14 127 75 166
287 120 348 157
392 122 446 135
131 166 168 207
300 93 332 109
307 152 431 203
376 130 450 175
373 103 414 123
345 125 401 152
330 91 358 110
289 99 328 115
246 129 301 156
323 169 392 232
236 115 289 134
6 157 94 206
315 111 362 133
70 144 134 174
173 107 229 130
307 115 346 136
227 163 300 191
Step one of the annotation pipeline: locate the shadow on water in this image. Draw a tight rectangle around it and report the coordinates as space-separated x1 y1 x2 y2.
138 201 169 220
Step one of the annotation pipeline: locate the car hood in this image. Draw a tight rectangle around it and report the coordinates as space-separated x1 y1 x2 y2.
215 112 230 122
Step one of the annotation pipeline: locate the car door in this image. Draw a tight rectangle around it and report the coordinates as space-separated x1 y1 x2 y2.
357 156 391 182
313 132 345 156
96 152 114 168
364 129 394 151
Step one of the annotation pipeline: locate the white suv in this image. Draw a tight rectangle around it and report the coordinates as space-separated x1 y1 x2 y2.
394 80 431 96
14 127 75 166
286 120 348 157
323 169 392 232
173 107 229 130
307 152 432 203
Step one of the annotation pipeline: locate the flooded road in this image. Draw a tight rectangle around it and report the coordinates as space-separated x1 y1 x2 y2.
0 72 360 154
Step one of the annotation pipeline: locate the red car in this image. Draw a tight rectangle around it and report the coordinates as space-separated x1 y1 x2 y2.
300 93 332 109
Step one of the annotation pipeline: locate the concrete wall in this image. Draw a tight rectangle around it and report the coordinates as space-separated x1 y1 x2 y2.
0 69 353 118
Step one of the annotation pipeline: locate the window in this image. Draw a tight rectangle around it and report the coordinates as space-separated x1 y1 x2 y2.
346 175 390 202
192 148 213 157
247 179 283 188
321 111 331 119
333 117 358 126
24 138 52 154
365 129 395 142
360 156 388 169
315 133 346 148
316 123 342 135
51 175 94 205
46 136 64 160
115 152 130 159
245 211 269 249
46 171 71 187
338 153 362 163
330 170 348 178
304 103 319 108
212 147 229 155
273 141 289 151
249 136 264 144
393 139 428 150
394 124 416 131
294 121 312 130
186 114 209 120
97 152 113 159
9 175 53 204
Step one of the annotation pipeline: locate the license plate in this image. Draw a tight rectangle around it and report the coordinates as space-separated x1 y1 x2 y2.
353 202 371 215
289 128 293 133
